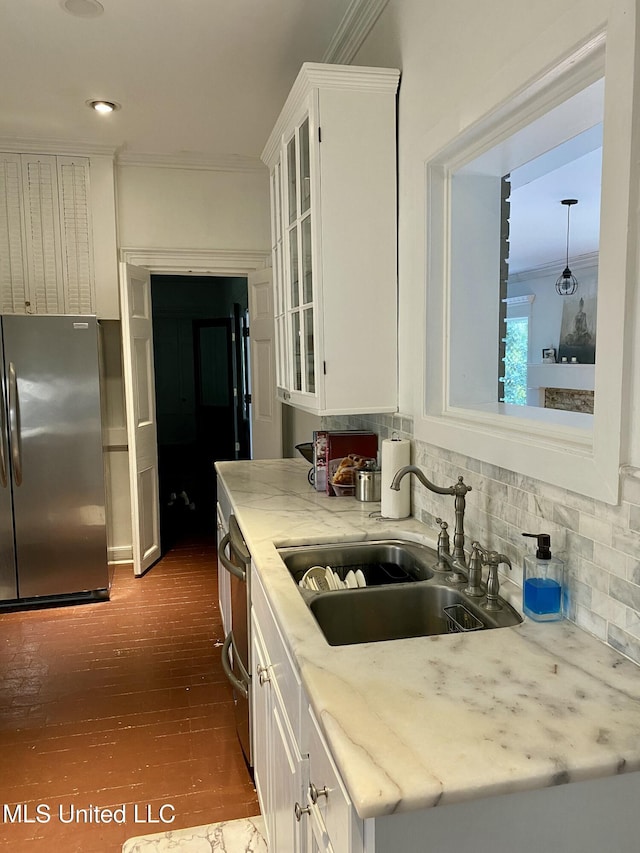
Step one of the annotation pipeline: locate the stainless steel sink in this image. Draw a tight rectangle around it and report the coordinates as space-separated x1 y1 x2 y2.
277 540 522 646
309 583 521 646
278 539 436 587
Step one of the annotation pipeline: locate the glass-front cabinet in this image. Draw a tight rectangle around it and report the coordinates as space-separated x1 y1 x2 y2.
285 115 315 399
262 63 400 416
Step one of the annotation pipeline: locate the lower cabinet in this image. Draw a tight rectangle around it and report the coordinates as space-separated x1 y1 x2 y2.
251 572 308 853
251 564 364 853
303 705 365 853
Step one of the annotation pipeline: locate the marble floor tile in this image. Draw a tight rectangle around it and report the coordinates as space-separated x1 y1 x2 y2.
122 815 267 853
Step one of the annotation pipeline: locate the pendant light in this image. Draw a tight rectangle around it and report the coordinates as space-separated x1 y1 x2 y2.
555 198 579 295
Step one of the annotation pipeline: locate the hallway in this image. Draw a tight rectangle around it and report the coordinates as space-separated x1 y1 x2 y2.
0 538 259 852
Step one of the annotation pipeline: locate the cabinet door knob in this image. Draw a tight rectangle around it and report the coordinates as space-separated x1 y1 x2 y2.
309 782 329 803
294 802 311 822
257 665 271 685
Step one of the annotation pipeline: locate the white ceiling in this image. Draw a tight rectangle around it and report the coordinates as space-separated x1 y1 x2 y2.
0 0 369 162
0 0 602 273
509 145 602 275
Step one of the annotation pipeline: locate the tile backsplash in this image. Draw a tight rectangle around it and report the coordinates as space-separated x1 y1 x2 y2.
322 412 640 666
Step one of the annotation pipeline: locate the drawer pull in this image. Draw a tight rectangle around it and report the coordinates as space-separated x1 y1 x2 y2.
257 665 271 685
309 783 329 803
294 802 311 822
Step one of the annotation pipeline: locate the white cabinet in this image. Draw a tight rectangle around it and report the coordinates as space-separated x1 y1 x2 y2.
261 63 400 416
251 565 307 852
251 560 365 853
0 152 95 315
304 705 365 853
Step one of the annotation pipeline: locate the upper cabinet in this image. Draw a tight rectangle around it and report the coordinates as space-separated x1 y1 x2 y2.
262 63 400 416
0 152 97 315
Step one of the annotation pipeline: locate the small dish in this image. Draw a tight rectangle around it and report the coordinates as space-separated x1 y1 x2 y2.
301 566 331 591
345 570 357 588
325 567 339 590
355 569 367 588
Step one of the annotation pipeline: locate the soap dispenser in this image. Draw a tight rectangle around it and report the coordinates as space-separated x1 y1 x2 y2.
521 533 564 621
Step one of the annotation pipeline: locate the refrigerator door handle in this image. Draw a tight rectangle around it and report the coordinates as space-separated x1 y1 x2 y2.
0 372 7 488
8 363 22 486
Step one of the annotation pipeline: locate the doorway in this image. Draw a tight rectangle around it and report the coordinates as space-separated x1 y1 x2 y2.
151 275 251 552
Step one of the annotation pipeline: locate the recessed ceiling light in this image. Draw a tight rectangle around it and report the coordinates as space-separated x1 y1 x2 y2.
87 100 120 114
61 0 104 17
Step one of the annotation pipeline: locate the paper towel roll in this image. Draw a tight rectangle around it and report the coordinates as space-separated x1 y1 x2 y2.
381 438 411 519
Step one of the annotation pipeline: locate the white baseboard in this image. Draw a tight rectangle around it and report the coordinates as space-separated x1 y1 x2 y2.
108 545 133 564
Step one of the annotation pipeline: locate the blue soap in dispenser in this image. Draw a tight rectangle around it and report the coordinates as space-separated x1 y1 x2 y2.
521 532 564 621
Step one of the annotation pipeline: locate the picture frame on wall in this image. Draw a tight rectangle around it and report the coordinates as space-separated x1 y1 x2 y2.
557 293 597 365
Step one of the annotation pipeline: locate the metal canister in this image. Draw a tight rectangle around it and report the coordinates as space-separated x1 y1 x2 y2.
355 469 381 502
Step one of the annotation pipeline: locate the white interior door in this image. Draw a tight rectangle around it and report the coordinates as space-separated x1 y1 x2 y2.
120 262 161 575
248 268 282 459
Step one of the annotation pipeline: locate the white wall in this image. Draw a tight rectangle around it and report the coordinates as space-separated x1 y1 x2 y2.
116 164 270 250
282 405 321 458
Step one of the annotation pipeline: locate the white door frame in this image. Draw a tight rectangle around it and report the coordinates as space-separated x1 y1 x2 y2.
118 247 271 568
119 247 270 277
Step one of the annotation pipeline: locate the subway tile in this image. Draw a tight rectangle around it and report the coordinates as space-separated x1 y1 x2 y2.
607 625 640 666
528 493 555 523
574 605 607 642
567 577 593 611
593 542 628 579
566 530 594 562
609 575 640 612
553 504 580 532
611 525 640 558
624 608 640 640
563 490 596 516
590 590 628 625
568 558 609 595
629 504 640 533
621 471 640 506
578 513 613 547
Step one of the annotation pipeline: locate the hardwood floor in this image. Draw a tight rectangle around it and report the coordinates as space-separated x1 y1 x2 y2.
0 538 259 852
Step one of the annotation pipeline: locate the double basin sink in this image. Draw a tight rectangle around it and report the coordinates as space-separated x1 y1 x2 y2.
277 539 522 646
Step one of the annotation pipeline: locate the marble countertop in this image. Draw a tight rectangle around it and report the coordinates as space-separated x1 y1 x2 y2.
216 458 640 820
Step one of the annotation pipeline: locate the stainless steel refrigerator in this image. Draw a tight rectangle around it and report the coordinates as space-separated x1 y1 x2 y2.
0 315 109 604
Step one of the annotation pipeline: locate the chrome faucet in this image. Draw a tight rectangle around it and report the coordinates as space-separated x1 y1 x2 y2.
390 465 472 563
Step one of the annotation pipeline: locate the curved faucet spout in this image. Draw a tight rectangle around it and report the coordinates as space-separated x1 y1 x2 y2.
390 465 455 495
389 465 472 563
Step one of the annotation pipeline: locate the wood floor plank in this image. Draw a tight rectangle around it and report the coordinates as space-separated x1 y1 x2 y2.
0 536 259 852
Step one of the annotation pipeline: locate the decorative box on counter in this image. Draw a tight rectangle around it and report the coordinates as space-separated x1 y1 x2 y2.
313 430 378 496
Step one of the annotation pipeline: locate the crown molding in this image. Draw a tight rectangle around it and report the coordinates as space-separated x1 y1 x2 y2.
116 151 266 173
261 61 399 167
119 247 270 275
0 136 116 156
508 251 599 283
323 0 390 65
